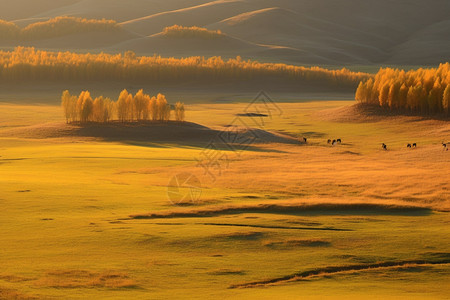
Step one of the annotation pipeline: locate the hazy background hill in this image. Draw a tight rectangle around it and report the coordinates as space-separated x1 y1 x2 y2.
0 0 449 66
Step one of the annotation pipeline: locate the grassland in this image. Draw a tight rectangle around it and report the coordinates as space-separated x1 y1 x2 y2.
0 100 449 299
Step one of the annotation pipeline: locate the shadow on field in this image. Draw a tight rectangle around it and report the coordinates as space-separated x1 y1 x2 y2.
229 253 450 289
1 121 301 152
129 203 432 220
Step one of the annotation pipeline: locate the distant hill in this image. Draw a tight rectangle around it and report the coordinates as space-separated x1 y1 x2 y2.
0 0 78 20
0 0 449 66
108 28 272 59
121 0 253 36
0 16 138 51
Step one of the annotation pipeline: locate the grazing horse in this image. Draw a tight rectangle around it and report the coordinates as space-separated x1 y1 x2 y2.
412 143 417 148
382 143 387 150
337 139 342 144
407 143 411 148
327 139 331 144
303 137 307 143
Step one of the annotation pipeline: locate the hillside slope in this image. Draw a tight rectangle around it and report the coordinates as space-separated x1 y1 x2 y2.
0 0 449 65
121 0 255 36
108 31 285 59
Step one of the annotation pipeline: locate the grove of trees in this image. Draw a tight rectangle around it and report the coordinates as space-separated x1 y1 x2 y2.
0 17 119 40
0 47 369 87
62 89 185 124
355 63 450 115
162 25 224 39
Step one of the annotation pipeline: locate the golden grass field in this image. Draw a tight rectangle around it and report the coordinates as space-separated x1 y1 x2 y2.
0 99 449 299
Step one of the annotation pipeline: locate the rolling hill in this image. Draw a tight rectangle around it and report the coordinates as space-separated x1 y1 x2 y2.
0 0 449 66
108 31 274 59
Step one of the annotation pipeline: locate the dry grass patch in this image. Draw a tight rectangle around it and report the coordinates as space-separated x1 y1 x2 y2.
0 274 33 283
35 270 138 289
0 286 37 299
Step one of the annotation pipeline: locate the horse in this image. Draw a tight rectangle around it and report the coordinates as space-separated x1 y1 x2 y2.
407 144 411 148
337 139 342 144
412 143 417 148
382 143 387 150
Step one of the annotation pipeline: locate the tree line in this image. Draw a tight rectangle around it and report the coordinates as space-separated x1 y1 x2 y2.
162 25 223 39
355 63 450 115
61 90 185 124
0 47 369 87
0 16 119 40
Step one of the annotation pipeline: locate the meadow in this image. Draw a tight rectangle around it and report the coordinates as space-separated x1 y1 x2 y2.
0 99 449 299
0 0 449 298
